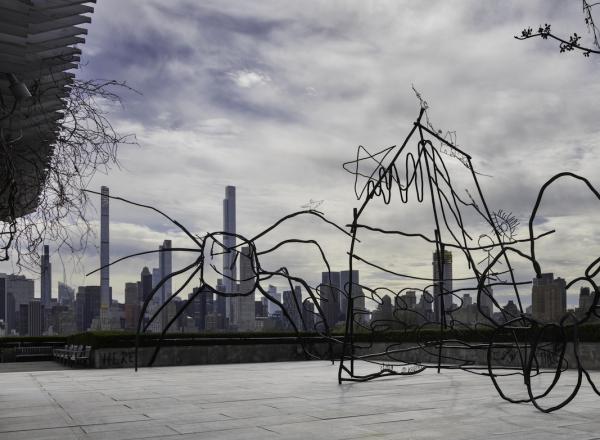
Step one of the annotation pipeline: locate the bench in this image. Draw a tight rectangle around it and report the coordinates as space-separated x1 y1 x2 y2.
53 345 92 367
15 346 54 362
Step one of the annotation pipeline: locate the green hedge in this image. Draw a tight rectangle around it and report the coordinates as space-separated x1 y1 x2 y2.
0 336 67 347
65 331 341 349
3 324 600 349
351 324 600 344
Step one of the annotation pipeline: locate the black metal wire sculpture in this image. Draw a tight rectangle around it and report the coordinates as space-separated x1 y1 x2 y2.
84 192 351 366
336 103 600 413
90 102 599 413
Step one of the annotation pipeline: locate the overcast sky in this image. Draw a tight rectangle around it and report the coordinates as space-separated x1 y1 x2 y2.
3 1 600 310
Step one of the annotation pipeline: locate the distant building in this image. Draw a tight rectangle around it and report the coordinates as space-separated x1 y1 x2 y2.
501 300 520 323
159 239 172 328
371 295 394 329
577 286 595 318
453 293 479 325
266 284 281 316
140 267 153 303
18 303 29 336
393 290 419 327
76 286 101 331
48 304 76 335
282 286 302 331
124 282 140 330
28 299 43 336
255 300 267 318
416 290 434 323
260 295 269 317
41 245 52 305
164 299 178 333
462 293 472 307
58 282 74 306
223 185 236 320
190 285 212 331
215 278 227 329
145 302 162 333
478 285 494 319
152 268 160 293
340 270 367 325
320 271 341 329
0 277 15 334
432 250 453 323
531 273 566 323
234 246 255 331
302 301 315 331
100 186 111 328
1 274 34 334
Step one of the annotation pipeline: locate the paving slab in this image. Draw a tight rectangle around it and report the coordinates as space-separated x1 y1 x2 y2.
0 361 599 439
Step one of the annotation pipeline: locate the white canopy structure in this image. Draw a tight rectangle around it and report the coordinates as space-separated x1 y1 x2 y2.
0 0 95 220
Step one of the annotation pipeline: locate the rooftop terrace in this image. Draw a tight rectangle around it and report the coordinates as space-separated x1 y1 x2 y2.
1 361 600 439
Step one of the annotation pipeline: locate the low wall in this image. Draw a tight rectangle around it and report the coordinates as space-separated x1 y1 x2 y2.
354 342 600 370
92 340 600 370
93 341 336 368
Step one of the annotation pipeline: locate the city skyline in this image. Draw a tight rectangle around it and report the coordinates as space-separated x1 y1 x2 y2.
1 179 592 336
0 182 593 312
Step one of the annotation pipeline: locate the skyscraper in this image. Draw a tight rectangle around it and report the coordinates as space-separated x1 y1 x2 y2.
124 282 140 330
76 286 101 331
58 282 74 306
40 245 51 305
152 268 160 293
235 246 256 331
282 289 300 330
18 303 29 336
478 285 494 319
531 273 566 323
302 301 315 331
432 250 453 323
159 240 172 304
2 274 34 334
0 276 15 334
100 186 111 328
28 299 43 336
140 267 153 303
578 286 594 318
320 271 341 329
190 286 211 331
223 185 236 321
215 278 227 329
266 284 281 316
339 270 366 324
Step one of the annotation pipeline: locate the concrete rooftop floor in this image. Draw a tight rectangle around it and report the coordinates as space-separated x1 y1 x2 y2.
1 361 600 440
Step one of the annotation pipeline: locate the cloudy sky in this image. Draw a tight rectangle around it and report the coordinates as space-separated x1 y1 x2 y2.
3 0 600 310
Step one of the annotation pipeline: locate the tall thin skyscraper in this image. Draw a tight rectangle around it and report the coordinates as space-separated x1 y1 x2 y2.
159 240 172 328
40 244 51 305
223 186 236 320
159 240 172 304
320 271 341 328
432 250 453 323
151 267 160 307
236 246 255 331
215 278 226 329
100 186 110 326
